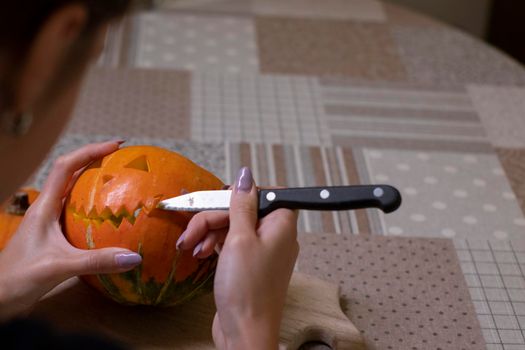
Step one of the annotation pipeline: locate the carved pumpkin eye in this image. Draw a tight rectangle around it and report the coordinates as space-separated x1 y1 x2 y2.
102 175 114 184
124 155 150 172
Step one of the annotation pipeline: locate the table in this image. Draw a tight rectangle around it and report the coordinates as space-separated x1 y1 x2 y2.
30 1 525 349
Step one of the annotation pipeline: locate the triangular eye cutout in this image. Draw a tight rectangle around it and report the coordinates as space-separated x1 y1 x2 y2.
102 175 114 184
124 155 150 172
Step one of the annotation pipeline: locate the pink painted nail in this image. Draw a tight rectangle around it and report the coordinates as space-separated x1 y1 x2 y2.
110 139 126 145
115 253 142 268
176 231 186 250
193 241 204 257
235 167 253 193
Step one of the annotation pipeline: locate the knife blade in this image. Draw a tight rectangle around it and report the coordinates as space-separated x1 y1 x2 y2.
157 185 402 217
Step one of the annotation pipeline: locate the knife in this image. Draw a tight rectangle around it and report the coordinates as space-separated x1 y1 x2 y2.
157 185 402 217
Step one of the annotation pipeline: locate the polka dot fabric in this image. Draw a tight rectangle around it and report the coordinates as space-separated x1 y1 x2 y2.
298 234 485 350
68 68 190 139
133 12 259 73
363 149 525 240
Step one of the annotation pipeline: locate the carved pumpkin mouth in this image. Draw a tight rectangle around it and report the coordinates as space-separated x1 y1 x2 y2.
68 191 165 229
70 205 145 228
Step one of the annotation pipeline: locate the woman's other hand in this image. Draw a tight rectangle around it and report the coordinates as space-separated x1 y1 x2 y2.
212 167 299 350
0 141 142 321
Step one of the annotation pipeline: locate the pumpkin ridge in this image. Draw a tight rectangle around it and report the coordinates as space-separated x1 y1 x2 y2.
154 249 183 305
157 258 217 306
97 274 128 304
117 243 146 303
84 225 128 304
134 243 145 303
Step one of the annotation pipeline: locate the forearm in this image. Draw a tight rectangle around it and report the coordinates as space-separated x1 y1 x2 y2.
0 286 21 322
0 278 20 322
0 261 33 322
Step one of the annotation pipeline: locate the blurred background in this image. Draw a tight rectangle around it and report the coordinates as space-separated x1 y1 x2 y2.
386 0 525 64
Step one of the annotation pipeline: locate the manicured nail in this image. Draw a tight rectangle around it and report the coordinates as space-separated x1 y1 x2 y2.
193 241 204 257
115 253 142 268
176 231 186 250
111 139 126 145
235 167 253 193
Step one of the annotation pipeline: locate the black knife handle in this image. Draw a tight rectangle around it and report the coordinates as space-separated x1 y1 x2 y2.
257 185 401 217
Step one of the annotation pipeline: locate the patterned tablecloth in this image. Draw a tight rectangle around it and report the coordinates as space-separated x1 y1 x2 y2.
29 1 525 349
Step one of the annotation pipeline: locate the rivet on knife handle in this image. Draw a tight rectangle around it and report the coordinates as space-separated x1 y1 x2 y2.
257 185 402 218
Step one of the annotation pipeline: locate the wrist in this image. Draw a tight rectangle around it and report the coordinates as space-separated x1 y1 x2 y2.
224 316 280 350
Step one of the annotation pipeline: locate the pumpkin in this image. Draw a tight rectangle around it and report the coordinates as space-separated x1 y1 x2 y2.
63 145 224 306
0 188 39 250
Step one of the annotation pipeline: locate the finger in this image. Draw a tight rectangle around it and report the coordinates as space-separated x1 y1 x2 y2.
193 228 228 258
64 167 87 196
42 140 124 200
67 248 142 276
177 211 229 250
259 208 299 244
59 167 88 208
39 140 124 212
228 167 258 237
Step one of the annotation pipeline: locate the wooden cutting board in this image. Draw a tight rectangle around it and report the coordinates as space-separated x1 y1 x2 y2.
31 273 365 349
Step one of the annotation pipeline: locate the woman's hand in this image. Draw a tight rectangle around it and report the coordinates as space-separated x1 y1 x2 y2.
213 167 298 349
0 141 142 321
180 168 299 350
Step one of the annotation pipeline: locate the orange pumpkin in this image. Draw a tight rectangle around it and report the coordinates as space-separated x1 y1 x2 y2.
63 145 224 306
0 188 39 250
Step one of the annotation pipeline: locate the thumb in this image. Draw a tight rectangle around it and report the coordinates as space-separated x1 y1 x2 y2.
68 248 142 276
228 167 258 235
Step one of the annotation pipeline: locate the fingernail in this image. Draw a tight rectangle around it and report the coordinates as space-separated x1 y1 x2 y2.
193 241 203 257
115 253 142 268
176 231 186 250
235 167 253 193
111 139 126 145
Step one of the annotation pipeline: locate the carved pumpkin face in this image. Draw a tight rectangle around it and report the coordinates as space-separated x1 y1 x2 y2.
64 146 224 306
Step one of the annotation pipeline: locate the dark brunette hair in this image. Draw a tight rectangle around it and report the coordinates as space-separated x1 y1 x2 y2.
0 1 139 112
0 1 132 59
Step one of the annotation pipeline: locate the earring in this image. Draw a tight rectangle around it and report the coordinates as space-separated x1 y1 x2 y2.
1 111 33 136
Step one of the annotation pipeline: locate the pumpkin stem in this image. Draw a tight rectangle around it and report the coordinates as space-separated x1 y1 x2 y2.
7 192 30 215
